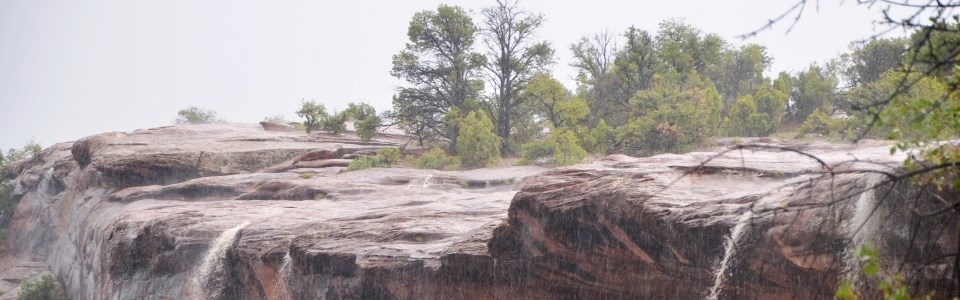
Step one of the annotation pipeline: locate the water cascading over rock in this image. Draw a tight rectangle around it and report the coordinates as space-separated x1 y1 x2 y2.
707 210 754 300
193 222 250 299
0 124 955 299
843 174 887 285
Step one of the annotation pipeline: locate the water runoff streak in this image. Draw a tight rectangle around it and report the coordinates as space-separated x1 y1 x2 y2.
193 221 250 299
707 210 753 300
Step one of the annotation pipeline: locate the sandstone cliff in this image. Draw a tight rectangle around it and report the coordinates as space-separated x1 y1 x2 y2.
0 124 955 299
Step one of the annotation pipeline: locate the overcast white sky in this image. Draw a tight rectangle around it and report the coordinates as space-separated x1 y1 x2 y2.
0 0 909 150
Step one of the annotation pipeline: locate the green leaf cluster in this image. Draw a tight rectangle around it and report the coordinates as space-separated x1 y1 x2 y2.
836 245 932 300
344 103 382 142
456 111 500 168
519 129 587 166
722 82 787 136
391 4 485 145
413 148 458 170
16 274 67 300
175 106 222 124
616 74 722 155
346 148 401 171
296 100 328 134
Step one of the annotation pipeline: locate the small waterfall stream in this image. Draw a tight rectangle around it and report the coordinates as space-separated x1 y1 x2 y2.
422 174 432 188
272 253 294 299
707 210 753 300
37 168 54 195
407 174 433 189
843 174 886 284
193 221 250 299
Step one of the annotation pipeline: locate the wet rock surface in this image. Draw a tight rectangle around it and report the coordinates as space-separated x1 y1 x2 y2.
0 124 955 299
493 142 956 299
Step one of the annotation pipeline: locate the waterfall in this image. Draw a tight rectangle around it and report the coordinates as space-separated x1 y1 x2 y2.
37 168 54 195
422 174 432 188
193 221 250 299
707 210 753 300
408 174 433 189
272 253 293 299
843 174 886 284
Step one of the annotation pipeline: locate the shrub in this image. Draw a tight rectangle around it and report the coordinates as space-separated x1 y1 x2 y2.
5 140 43 163
324 112 347 134
552 130 587 166
347 156 380 171
296 100 328 133
346 148 401 171
0 181 15 253
520 129 587 166
345 102 377 120
519 140 554 164
835 245 931 300
175 106 222 124
0 183 14 226
378 148 401 165
355 116 382 142
586 119 616 154
342 102 382 142
413 148 458 170
617 118 689 156
17 274 67 300
456 111 500 168
617 75 723 155
722 83 787 137
799 108 851 140
263 115 290 123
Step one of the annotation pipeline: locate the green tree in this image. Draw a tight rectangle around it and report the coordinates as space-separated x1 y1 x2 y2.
481 0 554 154
174 106 222 124
344 102 377 120
905 21 960 79
655 20 726 85
723 95 763 136
617 74 723 155
723 81 788 136
519 129 587 166
323 111 347 135
550 129 587 166
391 4 485 145
718 44 771 111
570 30 617 125
524 74 588 129
5 140 42 163
788 64 839 123
296 100 328 133
773 71 793 97
354 117 381 142
842 37 907 88
603 27 657 126
584 119 616 154
845 70 953 140
344 103 381 142
456 111 500 168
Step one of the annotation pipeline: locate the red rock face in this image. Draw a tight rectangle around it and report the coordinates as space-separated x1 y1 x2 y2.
0 124 955 299
492 145 957 299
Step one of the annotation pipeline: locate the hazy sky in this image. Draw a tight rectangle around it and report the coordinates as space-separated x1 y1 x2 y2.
0 0 906 150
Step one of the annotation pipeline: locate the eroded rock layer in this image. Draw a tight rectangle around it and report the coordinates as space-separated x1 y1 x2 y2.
0 124 955 299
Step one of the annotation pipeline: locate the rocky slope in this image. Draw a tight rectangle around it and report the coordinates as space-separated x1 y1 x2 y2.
0 124 956 299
